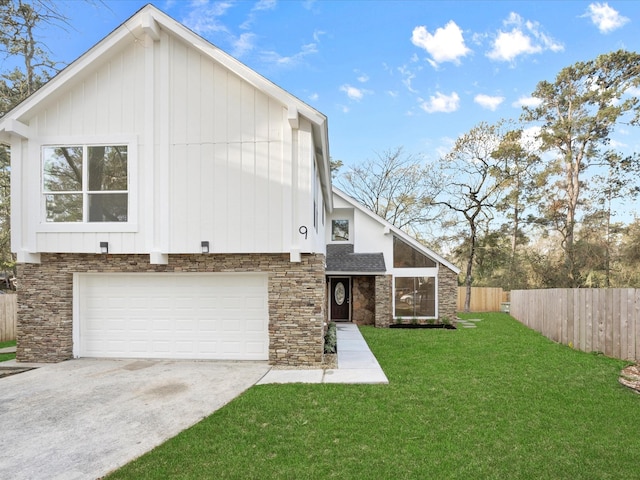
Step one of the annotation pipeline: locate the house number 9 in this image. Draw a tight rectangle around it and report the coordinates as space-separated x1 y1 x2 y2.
299 225 308 239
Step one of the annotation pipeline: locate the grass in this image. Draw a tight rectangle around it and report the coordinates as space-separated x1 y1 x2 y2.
0 340 16 362
107 313 640 479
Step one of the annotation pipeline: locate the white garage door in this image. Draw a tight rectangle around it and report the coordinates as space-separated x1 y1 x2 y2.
74 273 269 360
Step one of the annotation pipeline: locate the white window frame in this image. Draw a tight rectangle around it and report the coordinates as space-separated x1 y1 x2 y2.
330 219 350 242
37 136 138 233
392 271 439 319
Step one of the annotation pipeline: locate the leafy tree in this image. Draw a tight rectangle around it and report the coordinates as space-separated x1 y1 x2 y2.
491 127 540 289
521 49 640 287
433 122 513 311
581 151 640 286
0 0 68 278
329 158 343 178
617 218 640 287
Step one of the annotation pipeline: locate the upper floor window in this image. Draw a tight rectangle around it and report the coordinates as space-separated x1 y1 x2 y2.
43 145 128 223
393 236 436 268
331 219 349 241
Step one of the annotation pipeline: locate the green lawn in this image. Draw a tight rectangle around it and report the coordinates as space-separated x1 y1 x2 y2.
107 313 640 479
0 340 16 362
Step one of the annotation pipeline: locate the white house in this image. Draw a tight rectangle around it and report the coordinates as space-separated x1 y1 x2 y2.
0 5 331 366
0 5 460 367
326 189 460 326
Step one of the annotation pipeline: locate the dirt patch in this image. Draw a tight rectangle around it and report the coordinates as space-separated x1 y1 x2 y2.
619 364 640 394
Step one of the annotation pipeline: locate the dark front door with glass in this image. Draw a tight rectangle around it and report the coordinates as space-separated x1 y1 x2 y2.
330 277 350 321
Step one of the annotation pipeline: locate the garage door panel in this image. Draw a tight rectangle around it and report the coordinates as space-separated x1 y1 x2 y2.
77 273 269 360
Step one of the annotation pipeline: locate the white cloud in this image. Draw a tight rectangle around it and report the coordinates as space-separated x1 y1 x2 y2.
231 32 256 57
521 126 543 151
357 73 370 83
420 92 460 113
488 28 541 61
487 12 563 62
260 42 318 66
182 1 234 34
309 92 319 101
398 65 418 94
340 84 372 101
609 139 627 149
627 86 640 97
584 2 629 33
512 96 542 108
254 0 277 11
474 94 504 111
411 21 471 65
313 29 326 43
240 0 277 30
436 136 456 158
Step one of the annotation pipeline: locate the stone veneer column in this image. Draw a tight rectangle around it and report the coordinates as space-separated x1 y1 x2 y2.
374 274 392 327
351 276 375 326
16 253 326 367
438 268 459 322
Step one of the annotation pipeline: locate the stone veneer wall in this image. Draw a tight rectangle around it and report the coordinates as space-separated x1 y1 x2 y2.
16 253 326 366
351 276 375 326
438 267 459 322
374 275 392 327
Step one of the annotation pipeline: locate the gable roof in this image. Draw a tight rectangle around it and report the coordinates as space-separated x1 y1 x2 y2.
326 244 386 275
333 187 461 274
0 3 333 210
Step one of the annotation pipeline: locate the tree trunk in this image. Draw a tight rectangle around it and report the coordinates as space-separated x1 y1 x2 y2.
464 224 477 312
565 155 581 287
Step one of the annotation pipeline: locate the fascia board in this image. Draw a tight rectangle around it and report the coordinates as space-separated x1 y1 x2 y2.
0 7 150 125
333 187 461 274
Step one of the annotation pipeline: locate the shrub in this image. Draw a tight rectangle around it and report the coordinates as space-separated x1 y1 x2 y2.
324 322 337 354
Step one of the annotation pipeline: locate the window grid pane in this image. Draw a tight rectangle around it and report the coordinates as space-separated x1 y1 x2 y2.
43 146 83 192
42 144 128 223
45 193 83 222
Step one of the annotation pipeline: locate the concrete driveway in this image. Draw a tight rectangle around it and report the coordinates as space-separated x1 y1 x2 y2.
0 358 270 480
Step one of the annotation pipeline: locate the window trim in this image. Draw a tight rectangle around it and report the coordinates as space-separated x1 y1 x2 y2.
393 235 437 268
37 136 138 233
392 274 439 319
330 219 350 242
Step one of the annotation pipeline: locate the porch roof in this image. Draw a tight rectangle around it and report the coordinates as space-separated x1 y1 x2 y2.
326 244 386 275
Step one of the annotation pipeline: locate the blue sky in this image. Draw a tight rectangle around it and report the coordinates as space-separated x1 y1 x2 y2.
30 1 640 168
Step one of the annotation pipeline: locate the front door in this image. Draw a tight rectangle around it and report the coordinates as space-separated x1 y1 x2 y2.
330 277 350 321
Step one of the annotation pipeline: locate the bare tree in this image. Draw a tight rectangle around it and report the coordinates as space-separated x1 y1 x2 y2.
336 147 440 239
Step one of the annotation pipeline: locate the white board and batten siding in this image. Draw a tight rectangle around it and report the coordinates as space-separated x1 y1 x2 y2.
73 273 269 360
16 23 323 257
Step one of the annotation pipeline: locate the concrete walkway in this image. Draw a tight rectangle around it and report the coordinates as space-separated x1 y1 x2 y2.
258 323 388 384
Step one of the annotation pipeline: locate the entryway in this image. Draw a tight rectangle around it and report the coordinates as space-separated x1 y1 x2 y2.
329 277 350 322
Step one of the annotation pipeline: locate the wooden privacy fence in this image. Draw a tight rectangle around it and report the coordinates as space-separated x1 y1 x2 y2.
0 293 17 342
457 287 508 312
510 289 640 362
